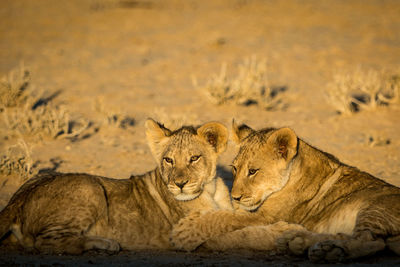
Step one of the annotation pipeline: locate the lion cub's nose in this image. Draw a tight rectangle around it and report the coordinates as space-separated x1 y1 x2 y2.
175 180 188 189
232 195 242 202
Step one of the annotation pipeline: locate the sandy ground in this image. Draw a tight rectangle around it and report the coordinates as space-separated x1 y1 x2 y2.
1 0 400 265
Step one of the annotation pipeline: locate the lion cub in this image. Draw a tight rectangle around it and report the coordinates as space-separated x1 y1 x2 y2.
0 119 232 254
171 121 400 262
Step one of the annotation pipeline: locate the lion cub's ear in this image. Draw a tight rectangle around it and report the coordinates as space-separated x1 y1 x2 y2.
145 118 172 159
197 122 228 154
231 119 254 144
267 127 298 161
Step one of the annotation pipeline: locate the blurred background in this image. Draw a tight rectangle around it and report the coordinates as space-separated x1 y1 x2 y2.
1 0 399 205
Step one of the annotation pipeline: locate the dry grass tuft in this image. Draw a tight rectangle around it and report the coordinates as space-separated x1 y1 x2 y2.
0 140 38 180
1 65 90 140
93 96 135 130
326 68 400 115
3 103 89 140
0 63 30 110
378 71 400 105
200 56 285 110
325 72 356 115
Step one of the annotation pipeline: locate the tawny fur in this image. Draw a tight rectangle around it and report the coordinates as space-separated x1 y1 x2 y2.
171 121 400 262
0 119 232 254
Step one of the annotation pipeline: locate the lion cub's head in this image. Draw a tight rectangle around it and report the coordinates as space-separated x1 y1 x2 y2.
230 121 298 212
145 119 228 201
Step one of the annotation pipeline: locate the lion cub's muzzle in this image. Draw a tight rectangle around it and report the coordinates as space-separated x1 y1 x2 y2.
231 194 261 212
231 194 242 202
167 176 202 201
174 178 189 190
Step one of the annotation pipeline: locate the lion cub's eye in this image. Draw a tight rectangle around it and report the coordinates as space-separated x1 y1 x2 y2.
190 155 201 163
164 157 173 164
248 169 258 176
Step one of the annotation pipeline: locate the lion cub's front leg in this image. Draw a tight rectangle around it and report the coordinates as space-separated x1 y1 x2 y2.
170 211 205 251
204 221 307 251
170 210 266 251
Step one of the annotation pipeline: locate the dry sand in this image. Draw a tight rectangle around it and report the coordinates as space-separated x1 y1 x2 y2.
1 0 400 265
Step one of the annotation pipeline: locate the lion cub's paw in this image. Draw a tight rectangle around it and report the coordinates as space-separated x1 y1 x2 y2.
84 237 120 253
170 212 207 252
104 239 121 252
276 230 313 256
308 240 347 263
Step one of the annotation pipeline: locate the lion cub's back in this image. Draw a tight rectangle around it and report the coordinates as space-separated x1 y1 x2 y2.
13 173 113 234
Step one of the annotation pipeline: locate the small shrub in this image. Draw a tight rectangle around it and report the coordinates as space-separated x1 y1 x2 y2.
0 140 38 180
326 68 400 115
3 103 89 140
200 56 285 110
325 72 355 115
352 69 384 110
93 96 135 130
0 63 30 110
378 72 400 105
1 65 90 140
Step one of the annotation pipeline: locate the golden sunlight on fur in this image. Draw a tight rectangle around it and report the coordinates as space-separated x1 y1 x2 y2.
0 119 232 254
170 121 400 262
